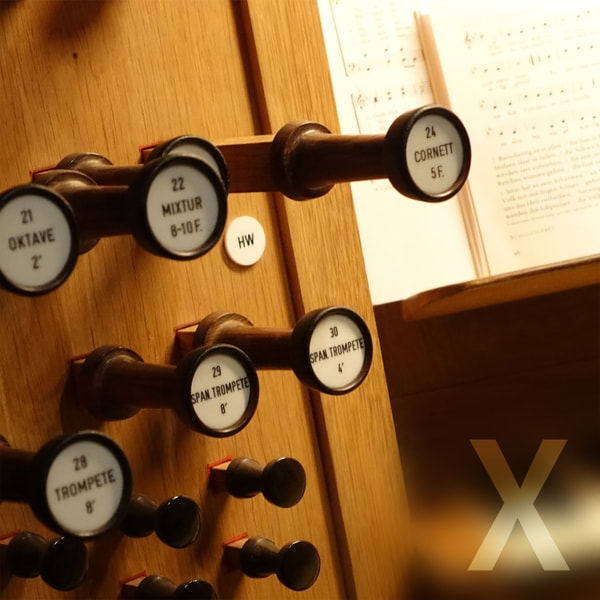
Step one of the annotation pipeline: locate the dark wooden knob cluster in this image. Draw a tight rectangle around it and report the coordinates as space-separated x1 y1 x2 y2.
73 344 259 437
211 456 306 508
122 574 218 599
213 104 470 201
177 306 373 395
0 431 132 539
120 494 202 549
225 535 320 591
1 530 89 591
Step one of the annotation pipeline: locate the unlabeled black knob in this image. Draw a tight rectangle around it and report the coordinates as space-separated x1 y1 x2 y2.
177 306 373 395
211 456 306 508
120 494 202 549
4 531 88 591
128 574 218 599
0 430 132 539
225 536 320 591
73 344 259 438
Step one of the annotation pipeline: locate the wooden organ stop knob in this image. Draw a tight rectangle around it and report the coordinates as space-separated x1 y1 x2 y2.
1 530 89 591
120 494 202 549
0 431 132 539
224 535 320 591
216 104 471 201
33 152 227 261
73 344 259 437
122 574 218 599
0 184 79 295
210 456 306 508
177 306 373 395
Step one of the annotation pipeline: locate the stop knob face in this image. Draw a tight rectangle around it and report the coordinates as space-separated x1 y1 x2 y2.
384 104 471 202
0 185 79 296
41 536 89 591
131 154 228 260
155 495 202 549
30 431 132 539
176 344 259 437
292 306 373 394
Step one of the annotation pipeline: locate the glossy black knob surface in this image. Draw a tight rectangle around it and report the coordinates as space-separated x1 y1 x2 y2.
221 456 306 508
230 536 320 591
134 574 218 599
75 343 259 438
120 494 202 548
6 531 88 591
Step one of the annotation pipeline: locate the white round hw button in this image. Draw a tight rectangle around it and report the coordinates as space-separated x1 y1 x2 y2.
224 216 266 266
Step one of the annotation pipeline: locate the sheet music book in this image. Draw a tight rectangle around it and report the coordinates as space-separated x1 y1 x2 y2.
318 0 600 305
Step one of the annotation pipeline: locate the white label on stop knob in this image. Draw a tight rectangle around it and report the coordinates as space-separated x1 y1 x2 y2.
406 113 465 195
145 163 221 254
45 440 126 536
308 313 367 391
0 192 74 290
190 350 252 432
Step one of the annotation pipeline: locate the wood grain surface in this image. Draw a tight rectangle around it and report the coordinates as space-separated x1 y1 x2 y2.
0 1 410 599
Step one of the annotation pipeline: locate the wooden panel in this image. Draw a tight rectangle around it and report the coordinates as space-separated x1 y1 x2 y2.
240 2 412 598
0 1 408 598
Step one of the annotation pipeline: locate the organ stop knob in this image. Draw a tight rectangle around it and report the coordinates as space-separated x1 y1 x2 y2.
120 494 202 549
73 344 259 437
210 456 306 508
0 431 132 539
1 530 89 591
177 306 373 395
0 184 79 295
33 152 227 260
216 104 470 201
224 535 320 591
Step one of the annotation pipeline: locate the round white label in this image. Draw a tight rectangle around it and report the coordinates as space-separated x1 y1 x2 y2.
405 114 465 195
45 440 125 536
145 163 221 254
224 216 266 266
308 314 367 391
0 192 74 290
190 351 252 432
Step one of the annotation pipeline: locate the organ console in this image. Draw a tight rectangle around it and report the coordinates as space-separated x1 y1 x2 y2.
209 456 306 508
120 494 202 549
176 306 373 395
121 573 218 599
72 344 259 437
1 530 89 591
224 535 321 592
0 431 132 539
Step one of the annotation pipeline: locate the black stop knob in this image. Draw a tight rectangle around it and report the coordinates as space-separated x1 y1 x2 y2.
133 574 218 599
5 531 88 591
227 536 320 591
120 494 202 549
215 456 306 508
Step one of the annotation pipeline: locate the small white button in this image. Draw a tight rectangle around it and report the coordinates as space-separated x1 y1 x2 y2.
224 216 266 266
